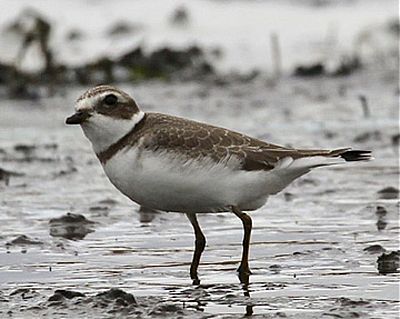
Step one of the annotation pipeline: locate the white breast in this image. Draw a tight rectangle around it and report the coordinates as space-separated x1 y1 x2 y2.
102 146 271 213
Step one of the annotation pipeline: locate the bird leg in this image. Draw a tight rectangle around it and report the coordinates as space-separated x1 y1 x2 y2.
186 213 206 285
231 206 253 277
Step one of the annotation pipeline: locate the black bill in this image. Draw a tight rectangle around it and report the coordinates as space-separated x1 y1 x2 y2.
65 111 91 125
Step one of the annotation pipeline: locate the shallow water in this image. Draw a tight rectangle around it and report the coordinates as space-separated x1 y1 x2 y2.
0 67 399 318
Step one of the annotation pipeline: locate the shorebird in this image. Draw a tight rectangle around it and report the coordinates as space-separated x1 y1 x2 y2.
66 85 371 284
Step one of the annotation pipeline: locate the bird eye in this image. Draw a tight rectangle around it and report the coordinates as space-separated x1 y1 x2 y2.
103 94 118 106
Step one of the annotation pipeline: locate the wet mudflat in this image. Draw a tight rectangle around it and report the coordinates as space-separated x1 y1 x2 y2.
0 66 399 318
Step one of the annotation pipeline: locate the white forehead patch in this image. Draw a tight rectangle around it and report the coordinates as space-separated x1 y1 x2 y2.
75 95 98 112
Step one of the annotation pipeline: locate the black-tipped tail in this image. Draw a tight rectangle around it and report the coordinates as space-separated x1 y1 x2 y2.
340 150 372 161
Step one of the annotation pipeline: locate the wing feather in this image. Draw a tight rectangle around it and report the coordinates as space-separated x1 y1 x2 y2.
136 113 359 171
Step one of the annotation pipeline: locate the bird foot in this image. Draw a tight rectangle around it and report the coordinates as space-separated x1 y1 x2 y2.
237 265 252 285
237 265 252 275
192 278 201 285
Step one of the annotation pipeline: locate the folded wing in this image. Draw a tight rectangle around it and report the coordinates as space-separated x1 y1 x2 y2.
138 113 372 172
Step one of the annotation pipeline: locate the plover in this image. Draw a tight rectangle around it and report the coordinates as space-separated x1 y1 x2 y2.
66 85 371 284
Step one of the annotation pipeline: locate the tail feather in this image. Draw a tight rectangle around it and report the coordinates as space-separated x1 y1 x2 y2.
289 148 373 162
267 148 372 195
339 150 372 162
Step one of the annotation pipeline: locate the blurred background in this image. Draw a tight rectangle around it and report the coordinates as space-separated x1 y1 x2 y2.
0 0 398 97
0 1 399 318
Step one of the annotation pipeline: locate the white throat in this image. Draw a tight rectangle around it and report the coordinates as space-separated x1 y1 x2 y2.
81 111 145 154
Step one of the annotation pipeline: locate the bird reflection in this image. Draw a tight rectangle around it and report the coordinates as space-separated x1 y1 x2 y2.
138 205 160 223
238 272 254 316
375 206 388 231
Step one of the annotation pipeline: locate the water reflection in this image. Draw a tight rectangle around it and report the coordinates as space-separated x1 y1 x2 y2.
239 272 254 316
138 205 160 223
375 206 388 231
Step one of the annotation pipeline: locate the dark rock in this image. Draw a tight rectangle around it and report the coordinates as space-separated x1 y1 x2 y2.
95 288 136 305
269 264 282 270
114 298 128 307
294 63 325 77
150 303 182 315
48 293 64 302
330 55 362 77
47 300 64 307
49 213 95 240
6 235 43 246
51 290 85 300
294 56 361 78
14 144 36 154
363 244 386 254
377 187 399 199
377 251 400 274
337 297 369 306
49 213 94 224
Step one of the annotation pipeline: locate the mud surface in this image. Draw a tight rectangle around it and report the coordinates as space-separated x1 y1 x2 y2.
0 66 399 318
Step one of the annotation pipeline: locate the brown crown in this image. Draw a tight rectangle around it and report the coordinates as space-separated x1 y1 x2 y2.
78 85 140 120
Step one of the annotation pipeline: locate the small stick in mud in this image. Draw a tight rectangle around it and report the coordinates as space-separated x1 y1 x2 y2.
270 32 282 82
358 94 370 118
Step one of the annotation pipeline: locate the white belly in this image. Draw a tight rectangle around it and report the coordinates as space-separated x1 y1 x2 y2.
102 147 271 213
